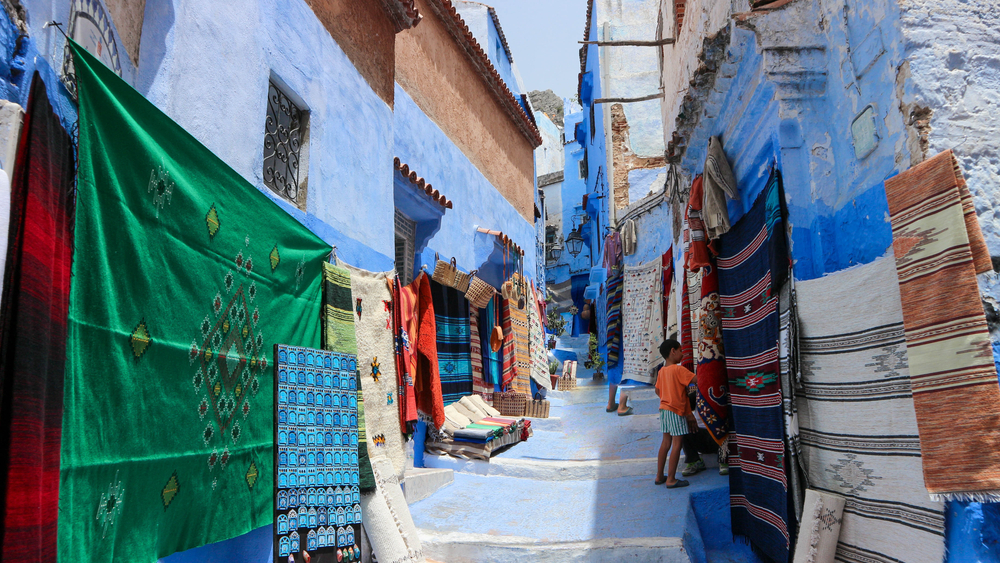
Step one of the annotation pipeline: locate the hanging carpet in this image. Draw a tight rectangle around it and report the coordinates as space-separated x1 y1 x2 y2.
883 149 1000 501
795 252 945 563
61 42 331 562
777 279 805 523
468 307 493 399
717 169 790 563
527 284 552 390
412 273 445 429
336 261 407 480
693 262 730 447
621 258 663 385
0 74 75 563
322 263 375 492
392 276 419 433
430 280 473 406
605 268 624 368
481 297 502 391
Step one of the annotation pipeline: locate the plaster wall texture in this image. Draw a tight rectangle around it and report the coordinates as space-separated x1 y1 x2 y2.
303 0 398 106
542 181 565 238
535 111 565 177
627 167 667 205
133 0 396 273
593 0 665 159
104 0 146 65
556 111 595 278
395 0 536 222
899 0 1000 304
393 84 536 280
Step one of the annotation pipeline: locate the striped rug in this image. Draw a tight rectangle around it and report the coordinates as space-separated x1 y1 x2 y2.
884 150 1000 501
796 252 945 563
717 170 790 563
606 269 625 367
429 280 472 406
468 307 492 400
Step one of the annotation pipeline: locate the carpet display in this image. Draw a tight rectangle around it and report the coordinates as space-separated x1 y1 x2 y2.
687 269 703 365
430 280 473 406
791 490 844 563
323 264 374 492
500 297 519 391
0 74 74 563
503 293 532 395
605 268 624 368
275 345 362 560
717 170 790 563
338 262 407 480
621 258 663 385
468 307 492 399
413 274 444 429
693 262 730 447
778 279 805 522
527 285 552 390
391 277 418 433
883 150 1000 501
796 252 945 563
680 274 695 372
361 457 424 563
61 43 331 562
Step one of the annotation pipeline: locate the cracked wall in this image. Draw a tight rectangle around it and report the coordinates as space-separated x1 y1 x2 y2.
611 103 667 209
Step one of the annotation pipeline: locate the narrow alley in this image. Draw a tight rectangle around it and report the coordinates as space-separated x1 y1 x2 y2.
0 1 999 563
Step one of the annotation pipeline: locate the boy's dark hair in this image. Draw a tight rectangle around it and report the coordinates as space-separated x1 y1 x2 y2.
659 339 681 360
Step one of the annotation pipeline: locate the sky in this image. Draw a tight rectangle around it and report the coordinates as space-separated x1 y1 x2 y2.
483 0 589 101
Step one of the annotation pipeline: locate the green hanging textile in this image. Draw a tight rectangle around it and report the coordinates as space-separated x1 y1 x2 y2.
60 42 331 562
322 263 376 492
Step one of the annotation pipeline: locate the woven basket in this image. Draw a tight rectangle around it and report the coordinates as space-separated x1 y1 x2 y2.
465 274 495 309
494 392 527 417
523 399 549 418
557 374 577 391
432 255 471 291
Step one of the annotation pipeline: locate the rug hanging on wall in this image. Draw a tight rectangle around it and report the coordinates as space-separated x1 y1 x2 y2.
621 258 663 385
883 150 1000 501
680 273 695 372
392 277 419 433
61 43 332 562
795 251 945 563
430 280 473 406
693 261 730 447
0 74 75 563
605 268 625 367
527 284 552 390
717 169 791 563
778 279 805 523
361 457 425 563
322 264 375 492
468 307 493 399
337 261 407 481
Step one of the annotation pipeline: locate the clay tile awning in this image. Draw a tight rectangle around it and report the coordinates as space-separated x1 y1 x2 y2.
379 0 422 33
425 0 542 148
394 157 453 209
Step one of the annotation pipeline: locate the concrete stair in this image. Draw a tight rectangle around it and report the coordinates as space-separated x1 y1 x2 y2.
407 367 759 563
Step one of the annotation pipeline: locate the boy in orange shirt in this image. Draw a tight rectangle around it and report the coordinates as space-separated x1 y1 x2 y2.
654 339 697 488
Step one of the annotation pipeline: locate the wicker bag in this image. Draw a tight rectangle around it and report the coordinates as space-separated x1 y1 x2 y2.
431 254 471 291
465 274 495 309
494 392 527 417
523 399 549 418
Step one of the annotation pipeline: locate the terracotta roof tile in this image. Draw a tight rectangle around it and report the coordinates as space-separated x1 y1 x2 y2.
424 0 542 148
394 157 453 209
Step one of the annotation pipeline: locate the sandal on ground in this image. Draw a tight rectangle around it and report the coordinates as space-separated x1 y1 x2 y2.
606 404 619 413
617 406 634 416
666 479 690 489
654 477 667 485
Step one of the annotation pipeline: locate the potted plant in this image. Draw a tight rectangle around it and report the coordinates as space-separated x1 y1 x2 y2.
584 333 605 381
548 360 560 389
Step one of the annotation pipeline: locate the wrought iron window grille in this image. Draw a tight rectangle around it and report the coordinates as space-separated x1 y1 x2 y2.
263 81 306 205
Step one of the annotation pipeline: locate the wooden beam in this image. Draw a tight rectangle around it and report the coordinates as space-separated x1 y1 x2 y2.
594 92 665 104
578 38 675 46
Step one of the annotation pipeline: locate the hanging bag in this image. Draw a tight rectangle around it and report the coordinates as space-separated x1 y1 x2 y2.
431 253 471 291
465 272 495 309
490 294 504 353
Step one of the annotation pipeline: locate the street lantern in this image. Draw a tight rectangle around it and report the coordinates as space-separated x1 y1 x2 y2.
565 228 585 257
547 244 563 263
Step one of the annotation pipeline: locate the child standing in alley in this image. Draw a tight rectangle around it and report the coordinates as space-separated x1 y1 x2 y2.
654 339 698 488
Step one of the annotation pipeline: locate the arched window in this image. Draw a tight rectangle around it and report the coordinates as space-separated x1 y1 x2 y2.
277 514 288 534
290 530 300 552
279 536 290 557
279 389 287 403
278 431 287 445
307 392 314 405
307 529 317 550
278 369 287 383
277 490 288 510
279 451 288 466
288 509 298 529
324 374 333 387
332 357 341 370
307 371 315 385
297 371 305 384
